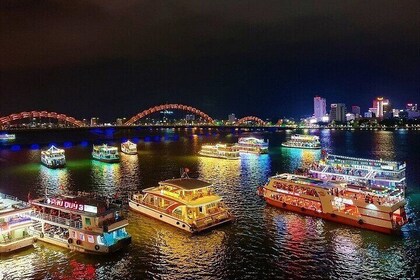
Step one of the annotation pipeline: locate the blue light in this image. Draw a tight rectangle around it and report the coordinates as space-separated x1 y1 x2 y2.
64 141 72 148
48 143 57 148
11 145 21 151
30 144 40 150
80 140 89 147
121 138 128 143
132 137 140 143
154 136 161 142
144 136 151 142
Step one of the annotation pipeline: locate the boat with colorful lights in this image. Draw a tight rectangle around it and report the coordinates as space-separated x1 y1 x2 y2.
308 154 406 192
129 173 234 233
259 173 407 234
0 134 15 141
236 137 268 154
0 193 34 253
92 144 120 163
281 134 321 149
29 193 131 254
198 143 240 160
121 140 137 155
41 145 66 168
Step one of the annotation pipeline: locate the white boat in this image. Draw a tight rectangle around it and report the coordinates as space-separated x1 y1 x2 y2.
0 134 15 141
92 144 120 163
0 193 34 253
121 140 137 155
282 134 321 149
41 146 66 168
29 193 131 254
237 137 268 154
129 176 234 233
198 144 240 160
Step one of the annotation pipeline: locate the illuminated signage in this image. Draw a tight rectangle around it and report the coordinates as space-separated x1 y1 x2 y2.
46 198 97 213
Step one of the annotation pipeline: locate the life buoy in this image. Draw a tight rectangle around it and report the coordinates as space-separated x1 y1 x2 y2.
76 239 82 245
68 238 73 244
95 245 100 251
358 219 364 225
40 232 44 238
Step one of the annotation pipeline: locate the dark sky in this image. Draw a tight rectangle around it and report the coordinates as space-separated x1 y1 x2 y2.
0 1 419 121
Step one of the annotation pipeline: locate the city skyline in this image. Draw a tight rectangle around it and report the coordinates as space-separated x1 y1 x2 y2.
1 1 418 120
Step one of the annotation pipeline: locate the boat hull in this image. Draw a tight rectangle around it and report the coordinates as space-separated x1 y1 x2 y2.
129 201 233 233
0 236 34 254
41 161 66 169
281 143 321 149
198 152 240 160
264 197 395 234
92 156 120 163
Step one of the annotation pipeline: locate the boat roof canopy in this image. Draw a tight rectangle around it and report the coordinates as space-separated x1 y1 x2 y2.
160 178 212 190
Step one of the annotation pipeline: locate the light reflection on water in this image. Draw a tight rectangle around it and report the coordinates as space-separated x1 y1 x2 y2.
0 130 419 279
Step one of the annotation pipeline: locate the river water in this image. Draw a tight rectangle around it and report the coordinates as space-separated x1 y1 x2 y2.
0 128 419 279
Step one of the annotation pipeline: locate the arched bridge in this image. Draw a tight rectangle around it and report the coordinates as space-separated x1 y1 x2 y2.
125 104 214 125
0 111 84 127
236 116 266 126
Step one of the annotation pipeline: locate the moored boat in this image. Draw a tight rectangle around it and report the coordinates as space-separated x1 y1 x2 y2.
0 193 34 253
260 173 407 234
198 143 240 160
281 134 321 149
0 134 16 141
41 145 66 168
129 176 234 233
121 140 137 155
237 137 268 154
92 144 120 163
29 193 131 254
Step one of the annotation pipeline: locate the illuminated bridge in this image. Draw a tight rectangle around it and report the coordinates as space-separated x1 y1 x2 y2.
0 104 270 129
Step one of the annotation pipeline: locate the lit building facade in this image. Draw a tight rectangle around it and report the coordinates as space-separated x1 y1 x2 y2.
314 96 326 121
330 103 346 123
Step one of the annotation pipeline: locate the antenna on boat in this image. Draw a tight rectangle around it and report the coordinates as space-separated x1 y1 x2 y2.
181 167 190 179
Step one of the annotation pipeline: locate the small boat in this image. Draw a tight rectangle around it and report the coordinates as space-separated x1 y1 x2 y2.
29 193 131 254
0 193 34 253
237 137 268 154
121 140 137 155
260 173 407 234
92 144 120 163
0 134 15 141
198 144 240 160
41 145 66 168
129 175 234 233
281 134 321 149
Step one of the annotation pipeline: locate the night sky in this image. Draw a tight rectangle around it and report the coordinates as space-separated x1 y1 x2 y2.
1 1 418 121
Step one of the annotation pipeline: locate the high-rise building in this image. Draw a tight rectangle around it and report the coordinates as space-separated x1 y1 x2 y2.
373 97 389 118
330 103 346 122
116 118 123 126
314 96 326 121
90 117 99 126
351 106 361 117
228 113 236 123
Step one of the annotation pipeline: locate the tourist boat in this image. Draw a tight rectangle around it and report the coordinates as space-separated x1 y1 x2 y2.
0 133 16 141
41 145 66 168
0 193 34 253
92 144 120 163
259 173 407 234
129 176 234 233
29 193 131 254
121 140 137 155
236 137 269 154
198 143 240 160
281 134 321 149
308 154 406 192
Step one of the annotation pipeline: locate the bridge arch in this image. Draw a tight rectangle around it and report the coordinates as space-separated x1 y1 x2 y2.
236 116 266 126
0 111 85 127
125 104 214 125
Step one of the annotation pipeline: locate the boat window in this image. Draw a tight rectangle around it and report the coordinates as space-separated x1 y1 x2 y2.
87 235 94 243
85 218 91 226
79 233 85 241
199 206 203 213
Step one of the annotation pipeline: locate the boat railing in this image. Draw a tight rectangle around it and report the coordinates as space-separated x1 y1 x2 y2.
30 211 82 229
341 191 404 207
142 201 184 220
194 210 231 229
0 233 33 245
0 193 31 208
